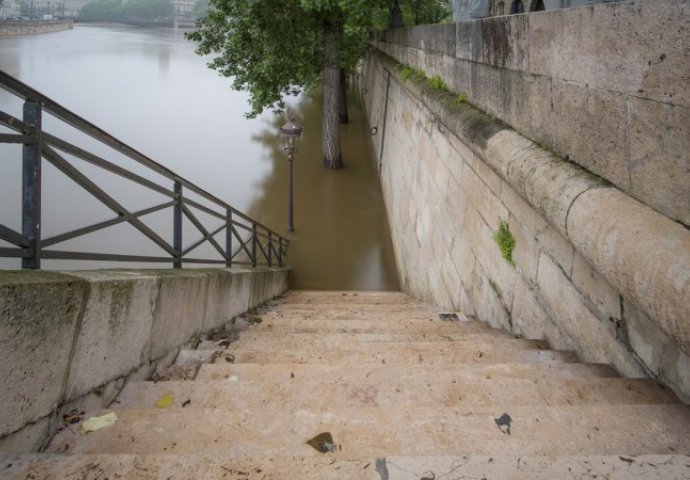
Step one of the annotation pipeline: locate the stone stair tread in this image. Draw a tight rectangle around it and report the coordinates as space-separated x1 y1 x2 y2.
248 318 498 335
4 453 689 480
195 362 619 381
116 373 675 410
257 309 447 322
381 454 690 480
282 291 413 304
206 347 579 364
265 304 439 315
213 332 548 351
46 404 690 457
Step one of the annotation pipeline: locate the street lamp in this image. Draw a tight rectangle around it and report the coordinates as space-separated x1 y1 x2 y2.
280 116 303 233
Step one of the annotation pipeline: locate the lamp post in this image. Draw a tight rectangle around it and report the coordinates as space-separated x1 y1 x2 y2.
280 116 303 233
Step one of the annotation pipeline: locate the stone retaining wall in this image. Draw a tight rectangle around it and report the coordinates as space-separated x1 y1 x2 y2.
360 49 690 401
373 0 689 226
0 19 73 36
0 267 288 452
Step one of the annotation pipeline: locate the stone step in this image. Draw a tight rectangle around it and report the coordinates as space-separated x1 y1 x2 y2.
116 370 674 411
282 290 413 304
46 404 690 457
264 304 439 317
195 362 619 382
206 347 579 365
247 317 497 335
217 332 549 351
175 350 618 380
4 453 689 479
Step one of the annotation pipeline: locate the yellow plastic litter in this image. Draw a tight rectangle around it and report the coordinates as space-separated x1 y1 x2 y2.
155 394 174 409
82 412 118 432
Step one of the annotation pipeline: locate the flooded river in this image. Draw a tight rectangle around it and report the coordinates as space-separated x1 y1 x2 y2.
0 24 399 290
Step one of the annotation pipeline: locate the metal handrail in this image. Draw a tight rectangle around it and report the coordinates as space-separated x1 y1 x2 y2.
0 69 289 269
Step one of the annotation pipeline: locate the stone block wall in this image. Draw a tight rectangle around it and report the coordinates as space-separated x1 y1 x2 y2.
0 267 288 452
374 0 690 226
359 49 690 401
0 19 73 36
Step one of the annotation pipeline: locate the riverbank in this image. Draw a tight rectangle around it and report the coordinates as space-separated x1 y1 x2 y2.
0 19 73 36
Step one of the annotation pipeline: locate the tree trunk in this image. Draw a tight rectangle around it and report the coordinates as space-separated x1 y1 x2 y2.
322 19 343 169
338 69 349 124
389 0 404 28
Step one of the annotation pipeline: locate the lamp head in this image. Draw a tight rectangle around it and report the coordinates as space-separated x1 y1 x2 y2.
280 116 303 155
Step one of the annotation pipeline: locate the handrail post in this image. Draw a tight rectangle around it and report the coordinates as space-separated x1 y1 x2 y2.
225 209 232 268
173 180 182 268
267 231 273 267
22 100 42 269
277 238 283 267
251 223 257 268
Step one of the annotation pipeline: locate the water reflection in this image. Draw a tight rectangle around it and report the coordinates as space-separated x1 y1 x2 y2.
0 25 399 291
249 87 399 291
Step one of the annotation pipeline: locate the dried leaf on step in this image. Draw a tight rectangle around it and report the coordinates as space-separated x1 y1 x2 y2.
306 432 338 453
82 412 118 432
155 394 174 409
494 413 512 435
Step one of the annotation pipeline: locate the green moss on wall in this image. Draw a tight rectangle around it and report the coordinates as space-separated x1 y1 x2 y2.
493 219 516 266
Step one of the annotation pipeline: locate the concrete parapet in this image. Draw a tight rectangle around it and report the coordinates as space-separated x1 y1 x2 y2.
360 48 690 401
567 189 690 353
0 267 289 452
372 0 690 225
0 20 73 36
0 272 87 443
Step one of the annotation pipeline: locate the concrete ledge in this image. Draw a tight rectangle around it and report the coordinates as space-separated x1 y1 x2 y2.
567 189 690 353
0 20 73 36
372 0 690 225
0 267 289 452
0 272 87 440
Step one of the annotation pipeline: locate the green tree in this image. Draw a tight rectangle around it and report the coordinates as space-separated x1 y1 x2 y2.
188 0 449 168
79 0 173 22
122 0 173 21
188 0 389 169
78 0 124 21
406 0 452 25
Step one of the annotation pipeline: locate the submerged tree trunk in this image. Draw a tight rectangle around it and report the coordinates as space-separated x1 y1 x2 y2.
322 18 343 169
339 69 349 124
389 0 404 28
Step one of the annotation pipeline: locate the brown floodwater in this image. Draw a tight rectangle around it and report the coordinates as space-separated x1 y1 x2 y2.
0 24 399 291
247 89 399 290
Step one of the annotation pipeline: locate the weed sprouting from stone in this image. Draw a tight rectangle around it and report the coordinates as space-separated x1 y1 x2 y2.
400 66 415 81
427 75 446 90
400 66 427 82
493 218 515 266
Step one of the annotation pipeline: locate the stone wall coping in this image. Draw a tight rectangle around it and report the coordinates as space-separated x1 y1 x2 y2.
0 267 289 451
374 51 690 355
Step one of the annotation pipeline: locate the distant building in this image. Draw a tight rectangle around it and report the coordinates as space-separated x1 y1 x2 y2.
63 0 90 18
173 0 195 17
453 0 624 21
0 0 21 19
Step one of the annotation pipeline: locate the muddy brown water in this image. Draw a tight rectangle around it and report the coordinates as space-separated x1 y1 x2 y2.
0 24 399 290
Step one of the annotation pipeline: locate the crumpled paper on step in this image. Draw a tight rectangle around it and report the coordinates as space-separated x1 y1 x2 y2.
82 412 118 432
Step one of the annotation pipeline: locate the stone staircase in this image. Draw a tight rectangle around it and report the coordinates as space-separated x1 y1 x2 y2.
3 291 689 479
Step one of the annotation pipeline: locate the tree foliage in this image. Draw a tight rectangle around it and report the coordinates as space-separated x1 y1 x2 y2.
187 0 449 167
405 0 452 25
187 0 385 118
78 0 173 22
370 0 452 29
